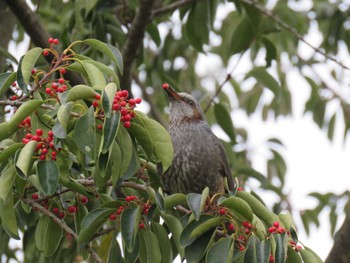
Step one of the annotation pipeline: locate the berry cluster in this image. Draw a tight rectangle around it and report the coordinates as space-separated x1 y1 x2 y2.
43 38 59 56
22 129 58 161
111 90 142 128
18 116 31 129
45 77 68 97
267 221 285 234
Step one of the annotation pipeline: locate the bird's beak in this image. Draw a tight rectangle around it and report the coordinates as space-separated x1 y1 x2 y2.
163 83 182 101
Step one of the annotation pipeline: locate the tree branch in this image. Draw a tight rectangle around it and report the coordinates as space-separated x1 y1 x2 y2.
22 198 103 263
240 0 350 70
151 0 197 18
325 213 350 263
3 0 84 85
121 0 156 94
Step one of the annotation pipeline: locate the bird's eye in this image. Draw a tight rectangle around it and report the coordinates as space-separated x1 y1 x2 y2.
188 100 195 107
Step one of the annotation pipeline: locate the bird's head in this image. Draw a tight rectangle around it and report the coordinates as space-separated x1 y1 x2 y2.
163 83 206 124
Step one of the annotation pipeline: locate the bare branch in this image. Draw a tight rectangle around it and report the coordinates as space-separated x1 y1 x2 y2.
151 0 197 18
204 73 232 113
240 0 350 70
121 0 156 94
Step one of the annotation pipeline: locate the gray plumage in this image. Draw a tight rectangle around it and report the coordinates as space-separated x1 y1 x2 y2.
162 85 235 195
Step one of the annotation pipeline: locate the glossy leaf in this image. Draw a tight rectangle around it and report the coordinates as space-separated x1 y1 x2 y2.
100 111 120 154
151 222 173 263
206 237 233 263
121 207 141 252
0 72 16 97
66 84 97 102
83 39 123 74
138 229 162 263
219 196 253 222
273 232 287 263
164 193 187 210
186 187 209 221
246 67 280 96
36 160 60 195
185 228 215 263
7 100 43 133
73 107 96 159
303 247 323 263
102 82 118 117
0 166 16 201
0 191 20 239
162 213 185 259
78 207 116 248
35 214 63 256
214 103 236 143
0 142 24 164
82 61 106 90
127 122 154 157
57 102 74 133
15 140 37 178
230 16 255 55
287 247 302 263
17 47 42 92
245 235 271 263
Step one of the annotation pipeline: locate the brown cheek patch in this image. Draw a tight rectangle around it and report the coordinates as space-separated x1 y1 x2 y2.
192 108 202 120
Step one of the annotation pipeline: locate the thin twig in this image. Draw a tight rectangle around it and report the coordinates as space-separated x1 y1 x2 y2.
240 0 350 70
151 0 197 18
22 198 103 263
204 73 232 113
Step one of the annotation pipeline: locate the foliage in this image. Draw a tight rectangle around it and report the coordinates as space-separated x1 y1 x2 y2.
1 0 350 261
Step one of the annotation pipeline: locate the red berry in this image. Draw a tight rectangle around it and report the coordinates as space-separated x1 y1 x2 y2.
116 209 123 215
41 148 48 155
135 98 142 104
143 209 149 215
109 214 116 220
12 82 17 87
120 101 127 107
139 222 145 229
53 38 59 45
25 117 31 125
123 121 131 128
94 94 101 100
227 223 235 231
58 78 65 84
61 85 67 91
238 245 245 251
97 124 103 130
117 91 123 97
80 196 88 204
31 135 41 142
48 130 54 137
121 90 128 98
242 221 251 228
128 99 135 106
269 255 274 263
45 87 52 94
48 37 54 43
268 226 276 233
49 142 55 149
51 156 57 161
36 142 43 150
39 155 46 160
31 69 36 75
123 114 132 122
43 50 49 56
112 103 121 111
51 151 57 157
219 208 226 215
22 138 29 144
32 193 39 200
125 196 131 202
68 206 77 213
52 207 59 214
57 87 64 93
51 82 58 89
36 129 43 136
120 108 128 116
237 187 244 191
162 83 169 89
59 212 65 219
10 95 17 100
277 227 285 234
273 221 279 228
92 100 99 107
60 68 67 74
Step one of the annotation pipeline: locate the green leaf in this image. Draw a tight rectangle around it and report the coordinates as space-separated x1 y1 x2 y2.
57 102 74 134
0 142 24 164
214 103 236 143
273 232 287 263
102 82 118 117
236 191 279 225
15 140 37 179
78 207 116 248
303 247 323 263
151 222 173 263
0 72 16 97
66 84 97 102
73 107 96 159
246 67 280 96
180 215 224 247
100 111 120 154
17 47 42 93
219 196 253 222
138 229 162 263
186 187 209 221
206 237 233 263
185 228 215 263
165 193 187 210
287 247 302 263
35 215 63 256
121 207 141 252
0 166 16 201
245 235 271 263
128 122 154 157
7 100 43 133
230 16 255 55
81 61 106 90
262 37 277 67
132 111 173 172
0 191 20 239
327 113 336 141
83 39 123 75
162 213 185 259
36 160 60 195
185 0 210 51
146 22 161 47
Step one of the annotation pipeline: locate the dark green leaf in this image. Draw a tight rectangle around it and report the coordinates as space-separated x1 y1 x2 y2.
15 140 37 178
214 103 236 143
185 228 215 263
273 232 287 263
186 187 209 221
138 229 162 263
37 160 60 195
151 222 173 263
244 235 270 263
0 191 20 239
101 111 120 154
0 166 16 201
0 72 16 97
230 16 255 55
206 237 233 263
121 207 141 252
246 67 280 96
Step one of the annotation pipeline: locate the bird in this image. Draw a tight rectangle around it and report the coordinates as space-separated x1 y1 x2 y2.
161 83 236 196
